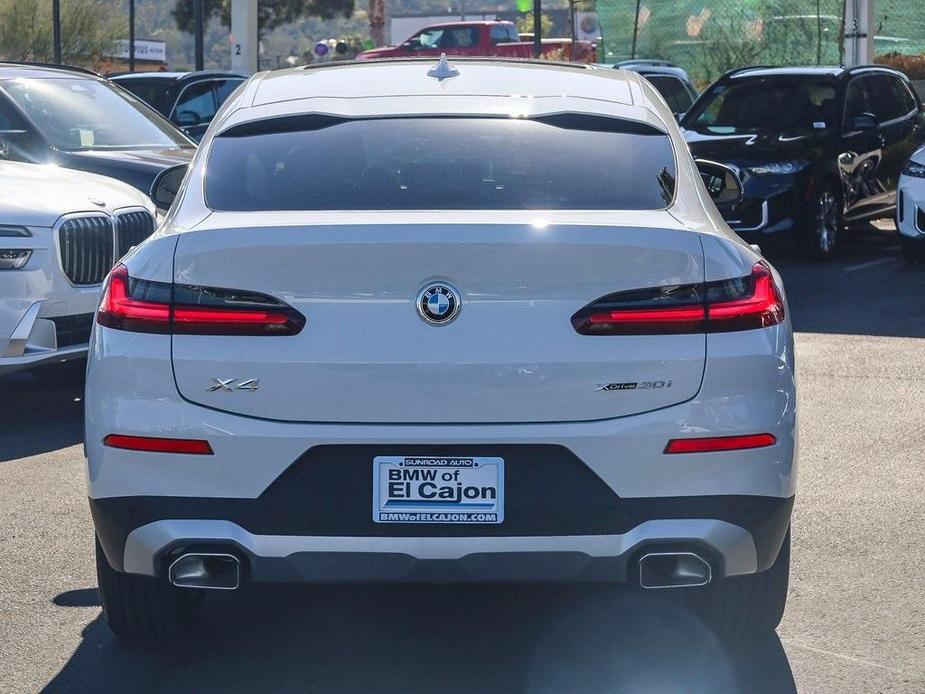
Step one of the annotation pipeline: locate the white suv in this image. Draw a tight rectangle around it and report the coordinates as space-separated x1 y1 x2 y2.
898 145 925 263
86 58 797 640
0 161 155 375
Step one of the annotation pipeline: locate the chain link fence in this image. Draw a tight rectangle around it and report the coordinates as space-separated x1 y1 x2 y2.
594 1 925 85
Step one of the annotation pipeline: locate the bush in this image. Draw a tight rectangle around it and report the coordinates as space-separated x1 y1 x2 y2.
875 53 925 80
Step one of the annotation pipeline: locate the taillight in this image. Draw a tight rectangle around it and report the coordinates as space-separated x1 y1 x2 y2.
572 262 784 335
664 433 777 454
103 434 213 455
97 264 305 336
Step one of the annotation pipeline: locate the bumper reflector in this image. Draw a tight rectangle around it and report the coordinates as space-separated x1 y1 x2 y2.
103 434 214 455
664 433 776 454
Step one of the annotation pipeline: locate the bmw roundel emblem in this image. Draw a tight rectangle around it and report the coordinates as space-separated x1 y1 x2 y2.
417 282 460 325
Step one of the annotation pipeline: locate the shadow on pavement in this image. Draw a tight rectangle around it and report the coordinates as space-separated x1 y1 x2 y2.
0 364 84 463
762 225 925 338
45 583 795 694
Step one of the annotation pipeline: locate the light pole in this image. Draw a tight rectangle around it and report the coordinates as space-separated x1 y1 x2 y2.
52 0 62 64
194 0 205 71
129 0 136 72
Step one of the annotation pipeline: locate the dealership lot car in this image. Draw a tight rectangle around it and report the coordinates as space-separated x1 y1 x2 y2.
0 63 193 195
898 145 925 262
682 66 925 259
110 71 245 142
0 161 155 374
86 57 797 640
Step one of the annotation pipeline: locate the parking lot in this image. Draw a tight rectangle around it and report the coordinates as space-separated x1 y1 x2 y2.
1 226 923 694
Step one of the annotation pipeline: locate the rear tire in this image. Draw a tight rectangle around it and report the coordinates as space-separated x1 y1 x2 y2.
801 184 842 261
95 537 203 641
693 528 790 634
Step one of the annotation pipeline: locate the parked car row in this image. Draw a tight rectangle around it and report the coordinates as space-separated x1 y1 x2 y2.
3 55 925 381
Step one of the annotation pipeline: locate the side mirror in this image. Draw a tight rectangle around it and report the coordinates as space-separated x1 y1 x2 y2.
150 164 187 211
175 110 201 127
851 112 878 131
695 159 743 205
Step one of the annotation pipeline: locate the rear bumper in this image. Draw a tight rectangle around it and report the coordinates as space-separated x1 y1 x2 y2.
91 494 793 582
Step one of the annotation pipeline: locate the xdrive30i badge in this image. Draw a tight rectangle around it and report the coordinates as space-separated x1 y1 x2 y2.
417 283 460 325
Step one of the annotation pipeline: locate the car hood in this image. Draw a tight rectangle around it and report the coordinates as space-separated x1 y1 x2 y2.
58 147 194 196
683 127 823 164
0 161 154 228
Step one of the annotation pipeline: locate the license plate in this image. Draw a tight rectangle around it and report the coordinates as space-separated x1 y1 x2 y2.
372 456 504 524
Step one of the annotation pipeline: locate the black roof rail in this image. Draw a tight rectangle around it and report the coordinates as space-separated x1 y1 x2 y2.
0 61 99 76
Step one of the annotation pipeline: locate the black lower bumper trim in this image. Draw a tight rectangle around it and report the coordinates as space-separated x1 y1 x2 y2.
90 493 793 575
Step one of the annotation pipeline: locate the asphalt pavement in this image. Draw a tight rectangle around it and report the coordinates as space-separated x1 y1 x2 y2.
0 226 923 693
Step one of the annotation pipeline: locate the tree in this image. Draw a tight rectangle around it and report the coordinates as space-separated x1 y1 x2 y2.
173 0 354 34
0 0 124 66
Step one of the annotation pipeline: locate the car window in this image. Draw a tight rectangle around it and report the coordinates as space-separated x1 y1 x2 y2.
205 115 677 212
644 75 695 114
2 77 191 150
214 79 244 106
843 77 872 128
862 74 903 123
412 28 444 49
441 27 480 49
490 24 519 44
686 78 837 133
886 76 917 119
114 79 172 114
174 81 217 124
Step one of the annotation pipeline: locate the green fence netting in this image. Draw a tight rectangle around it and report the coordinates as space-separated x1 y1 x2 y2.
594 1 925 85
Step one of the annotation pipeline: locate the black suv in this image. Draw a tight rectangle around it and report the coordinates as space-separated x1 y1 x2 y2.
0 63 193 197
681 66 925 259
110 71 245 142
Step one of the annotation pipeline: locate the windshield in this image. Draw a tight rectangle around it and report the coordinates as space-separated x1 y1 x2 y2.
2 77 192 150
684 77 838 133
205 116 677 211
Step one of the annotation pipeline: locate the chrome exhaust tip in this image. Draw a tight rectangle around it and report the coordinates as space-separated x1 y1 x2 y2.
168 552 241 590
638 551 712 589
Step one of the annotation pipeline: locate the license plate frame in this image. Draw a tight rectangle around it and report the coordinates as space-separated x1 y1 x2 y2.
372 455 504 524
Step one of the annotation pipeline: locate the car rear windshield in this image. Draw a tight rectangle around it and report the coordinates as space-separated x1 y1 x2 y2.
684 77 839 133
204 115 677 211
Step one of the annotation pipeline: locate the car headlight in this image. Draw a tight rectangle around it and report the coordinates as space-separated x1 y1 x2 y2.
902 160 925 178
746 160 810 176
0 249 32 270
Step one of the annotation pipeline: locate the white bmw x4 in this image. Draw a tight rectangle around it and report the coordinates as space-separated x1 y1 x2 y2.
86 57 797 640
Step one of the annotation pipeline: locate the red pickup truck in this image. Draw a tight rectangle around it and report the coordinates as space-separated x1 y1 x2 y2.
356 21 596 63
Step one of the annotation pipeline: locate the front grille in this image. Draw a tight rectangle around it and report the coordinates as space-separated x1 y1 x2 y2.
115 210 155 259
58 216 114 286
50 313 94 347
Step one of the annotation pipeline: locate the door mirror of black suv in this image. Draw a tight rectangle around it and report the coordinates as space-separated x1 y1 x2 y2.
695 159 743 205
150 164 188 211
851 112 878 131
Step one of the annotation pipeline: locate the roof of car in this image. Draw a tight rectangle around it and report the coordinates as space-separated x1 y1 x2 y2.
617 64 692 83
405 20 513 29
0 62 99 79
213 58 676 139
250 58 642 106
110 70 245 82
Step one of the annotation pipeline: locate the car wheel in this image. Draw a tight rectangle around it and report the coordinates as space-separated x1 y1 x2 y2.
899 233 925 264
690 528 790 635
95 537 203 641
802 185 842 260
